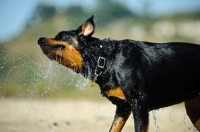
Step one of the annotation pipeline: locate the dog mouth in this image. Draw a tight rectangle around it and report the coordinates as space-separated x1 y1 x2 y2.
49 44 65 50
38 37 83 73
40 44 65 54
37 38 65 61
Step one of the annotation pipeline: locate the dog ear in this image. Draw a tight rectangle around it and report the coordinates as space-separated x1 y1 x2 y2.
76 15 95 37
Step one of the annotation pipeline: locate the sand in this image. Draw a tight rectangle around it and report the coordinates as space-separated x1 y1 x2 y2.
0 98 198 132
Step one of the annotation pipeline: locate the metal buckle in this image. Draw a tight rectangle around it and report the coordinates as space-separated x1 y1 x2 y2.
97 57 106 69
94 67 102 77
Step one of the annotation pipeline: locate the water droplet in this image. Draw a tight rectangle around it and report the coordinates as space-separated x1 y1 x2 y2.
152 110 160 132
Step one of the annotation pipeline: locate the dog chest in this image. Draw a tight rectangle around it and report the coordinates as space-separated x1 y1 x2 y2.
104 86 126 100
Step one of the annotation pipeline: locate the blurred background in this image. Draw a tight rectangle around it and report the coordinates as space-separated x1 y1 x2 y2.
1 0 200 132
0 0 200 99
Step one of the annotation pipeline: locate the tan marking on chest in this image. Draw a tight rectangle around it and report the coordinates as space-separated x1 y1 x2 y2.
105 87 126 100
195 119 200 131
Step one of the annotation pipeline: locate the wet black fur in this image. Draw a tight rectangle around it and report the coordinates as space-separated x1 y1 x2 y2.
38 16 200 132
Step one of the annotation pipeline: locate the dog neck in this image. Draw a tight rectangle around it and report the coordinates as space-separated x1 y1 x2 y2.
79 37 116 82
91 44 107 82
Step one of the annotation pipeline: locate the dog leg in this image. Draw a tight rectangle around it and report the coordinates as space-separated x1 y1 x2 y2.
195 119 200 131
185 95 200 131
131 96 149 132
109 105 131 132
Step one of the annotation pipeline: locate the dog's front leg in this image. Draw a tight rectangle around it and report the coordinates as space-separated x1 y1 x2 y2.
131 96 149 132
109 105 131 132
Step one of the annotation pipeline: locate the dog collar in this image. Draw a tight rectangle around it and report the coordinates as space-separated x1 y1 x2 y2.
90 44 106 87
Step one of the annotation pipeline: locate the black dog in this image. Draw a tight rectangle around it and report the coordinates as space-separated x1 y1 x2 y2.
38 16 200 132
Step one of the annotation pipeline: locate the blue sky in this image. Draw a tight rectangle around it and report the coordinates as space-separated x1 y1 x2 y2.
0 0 200 43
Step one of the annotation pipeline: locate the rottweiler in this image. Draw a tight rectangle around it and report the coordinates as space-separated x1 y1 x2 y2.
38 16 200 132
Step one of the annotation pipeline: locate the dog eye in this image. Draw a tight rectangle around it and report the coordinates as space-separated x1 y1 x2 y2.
54 45 65 50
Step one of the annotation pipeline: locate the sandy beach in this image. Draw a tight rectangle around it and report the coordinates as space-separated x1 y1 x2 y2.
0 98 198 132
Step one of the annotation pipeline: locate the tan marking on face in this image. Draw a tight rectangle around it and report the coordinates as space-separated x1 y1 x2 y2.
71 37 78 46
105 86 126 100
44 38 83 71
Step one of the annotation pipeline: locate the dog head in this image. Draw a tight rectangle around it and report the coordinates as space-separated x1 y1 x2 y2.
37 16 95 72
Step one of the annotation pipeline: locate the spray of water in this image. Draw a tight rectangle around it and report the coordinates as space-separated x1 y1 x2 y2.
169 107 175 121
152 110 160 132
44 61 53 79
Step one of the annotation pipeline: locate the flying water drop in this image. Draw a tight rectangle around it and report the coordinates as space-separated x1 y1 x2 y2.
44 61 53 79
152 110 160 132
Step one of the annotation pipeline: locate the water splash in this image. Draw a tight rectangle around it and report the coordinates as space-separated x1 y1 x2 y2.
169 107 175 121
74 64 93 90
152 110 160 132
44 61 53 79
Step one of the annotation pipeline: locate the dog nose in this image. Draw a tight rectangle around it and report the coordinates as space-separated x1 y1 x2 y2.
38 37 45 45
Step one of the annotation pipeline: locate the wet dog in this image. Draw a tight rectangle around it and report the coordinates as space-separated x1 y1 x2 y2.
38 16 200 132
